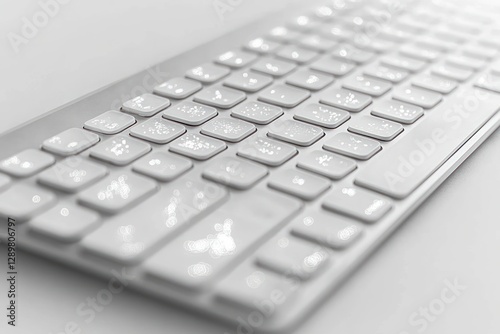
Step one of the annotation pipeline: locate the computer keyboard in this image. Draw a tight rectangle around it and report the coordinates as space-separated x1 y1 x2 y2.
2 0 500 332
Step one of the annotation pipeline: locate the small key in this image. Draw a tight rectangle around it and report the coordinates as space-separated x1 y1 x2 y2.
244 38 281 54
258 84 310 108
363 64 409 83
0 183 55 221
153 77 202 99
318 23 354 41
268 119 324 146
294 103 350 128
129 118 185 144
132 151 192 182
215 50 257 68
202 156 268 189
320 88 372 112
348 115 403 141
299 35 337 52
446 54 485 71
276 45 319 64
0 174 10 191
379 27 413 43
84 110 136 135
412 74 458 94
185 63 230 84
342 74 391 97
267 26 301 43
399 44 441 62
251 57 297 77
201 117 256 143
122 93 170 117
475 73 500 93
310 57 355 76
268 168 330 200
223 71 273 93
43 128 100 156
331 43 374 63
323 132 381 160
381 55 425 72
38 156 107 193
297 150 356 179
418 35 457 52
0 149 55 177
89 136 151 166
78 172 157 214
313 5 337 20
393 86 442 108
231 101 283 125
163 101 217 126
193 86 246 109
169 133 226 160
29 202 100 242
286 69 334 91
237 136 297 166
370 100 424 124
431 64 473 82
287 15 320 32
323 186 392 223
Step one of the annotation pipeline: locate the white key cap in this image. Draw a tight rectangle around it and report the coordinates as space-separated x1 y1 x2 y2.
223 71 273 93
129 118 185 144
38 156 107 193
78 172 157 214
201 117 256 142
202 157 268 189
475 73 500 93
169 133 226 160
84 110 136 135
276 45 319 64
132 151 192 182
370 100 424 124
299 34 337 52
215 50 257 68
81 178 228 263
348 115 403 141
342 74 391 97
29 202 100 242
446 54 485 71
287 15 320 32
297 150 356 179
231 101 283 125
258 84 310 108
393 86 442 108
43 128 99 156
323 132 381 160
400 44 441 62
238 136 297 166
0 183 55 221
294 103 350 128
0 149 55 177
310 57 355 76
381 55 425 72
431 64 473 82
363 64 409 83
463 44 498 59
89 135 151 166
268 119 324 146
286 69 334 91
251 58 297 77
320 88 372 112
332 43 374 63
163 101 217 126
318 23 354 41
268 168 330 200
267 26 301 43
0 174 10 191
412 74 457 94
153 77 202 99
244 38 282 54
417 36 457 52
185 63 230 83
323 186 392 223
122 93 170 117
194 86 246 109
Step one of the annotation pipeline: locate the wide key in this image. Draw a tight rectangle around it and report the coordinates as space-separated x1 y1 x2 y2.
0 149 55 177
0 183 55 221
268 119 324 146
297 150 356 179
237 136 297 166
43 128 99 156
89 135 151 166
323 132 381 160
84 110 136 135
348 115 403 141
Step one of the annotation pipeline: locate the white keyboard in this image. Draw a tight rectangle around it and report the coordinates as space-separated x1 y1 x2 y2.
2 0 500 332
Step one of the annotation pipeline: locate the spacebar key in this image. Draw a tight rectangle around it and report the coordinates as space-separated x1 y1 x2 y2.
356 86 500 198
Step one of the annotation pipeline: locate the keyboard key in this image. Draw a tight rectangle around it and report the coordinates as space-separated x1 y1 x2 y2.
251 58 297 77
363 64 409 83
287 15 320 32
29 202 100 242
297 150 356 179
446 54 485 71
78 172 157 214
463 44 498 59
267 26 301 43
431 64 473 82
320 88 372 112
323 132 381 160
342 74 391 97
399 44 441 62
0 183 55 221
299 35 337 52
122 93 170 117
163 101 217 126
89 136 151 166
202 157 268 190
313 5 336 20
412 74 458 94
323 186 392 223
357 38 397 54
268 119 324 146
417 35 457 52
348 115 403 141
244 38 281 55
276 45 319 64
132 151 192 182
129 118 185 144
169 133 226 160
381 55 426 72
231 101 283 125
143 189 301 289
268 168 330 200
223 71 273 93
82 178 228 263
194 86 246 109
258 84 310 108
185 63 230 83
238 136 297 166
286 69 334 91
43 128 99 156
215 50 257 68
310 57 355 76
153 77 202 99
38 157 107 193
200 117 256 143
0 149 55 177
318 23 354 41
370 100 423 124
84 110 136 135
475 73 500 93
331 43 374 63
393 86 442 108
294 103 349 128
0 174 10 191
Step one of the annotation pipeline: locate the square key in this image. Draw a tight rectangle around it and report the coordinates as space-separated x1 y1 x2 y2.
268 119 324 146
0 183 55 221
153 77 202 99
84 110 136 135
268 168 330 201
392 86 442 109
202 157 268 189
215 50 257 68
277 45 319 64
342 74 392 97
294 103 350 128
237 136 297 166
251 57 297 77
0 174 10 191
258 84 310 108
323 132 381 160
332 43 374 63
193 86 246 109
185 63 230 84
231 101 283 125
299 34 337 52
122 93 170 117
201 117 256 142
364 64 409 83
267 26 301 44
129 118 185 144
43 128 100 156
320 88 372 112
132 151 192 182
310 57 355 76
297 150 357 179
370 100 423 124
286 69 334 91
224 71 273 93
89 135 151 166
381 55 426 73
244 38 282 55
163 101 217 126
0 149 55 177
169 133 226 160
348 115 403 141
